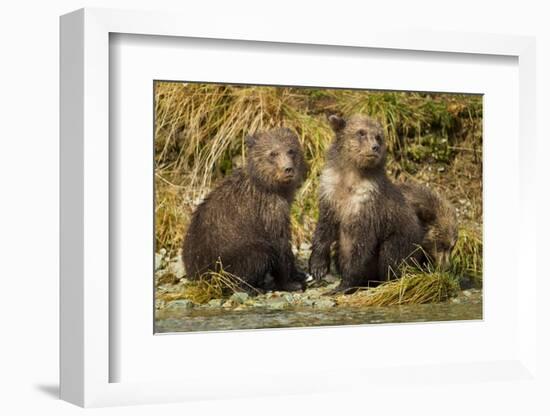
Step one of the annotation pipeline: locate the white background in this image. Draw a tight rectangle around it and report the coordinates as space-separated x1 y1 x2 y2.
1 0 548 415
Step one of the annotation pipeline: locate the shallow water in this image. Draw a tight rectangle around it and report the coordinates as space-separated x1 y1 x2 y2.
155 302 482 333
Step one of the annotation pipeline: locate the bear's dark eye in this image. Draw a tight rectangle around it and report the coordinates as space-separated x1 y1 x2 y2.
357 129 367 137
269 151 279 158
287 149 296 156
375 134 382 143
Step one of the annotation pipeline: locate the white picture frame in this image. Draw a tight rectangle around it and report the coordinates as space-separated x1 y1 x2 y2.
60 7 539 408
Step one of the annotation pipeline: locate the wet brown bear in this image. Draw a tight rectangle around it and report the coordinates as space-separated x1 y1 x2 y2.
308 114 424 291
398 181 458 269
182 127 308 292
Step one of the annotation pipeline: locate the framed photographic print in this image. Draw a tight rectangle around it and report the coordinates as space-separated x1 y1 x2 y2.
152 81 483 334
60 7 540 409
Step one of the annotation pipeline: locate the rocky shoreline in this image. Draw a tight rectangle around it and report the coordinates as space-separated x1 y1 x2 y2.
154 249 482 313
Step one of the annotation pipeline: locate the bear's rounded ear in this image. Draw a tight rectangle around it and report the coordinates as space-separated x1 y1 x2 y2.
328 114 346 132
245 133 258 149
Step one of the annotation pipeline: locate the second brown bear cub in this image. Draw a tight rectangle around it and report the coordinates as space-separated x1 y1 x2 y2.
182 128 308 292
309 114 424 291
398 181 458 269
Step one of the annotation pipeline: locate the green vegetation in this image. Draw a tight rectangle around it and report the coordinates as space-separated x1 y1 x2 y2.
451 227 483 284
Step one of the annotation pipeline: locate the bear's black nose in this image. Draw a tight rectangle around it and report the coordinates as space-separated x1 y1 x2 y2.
284 167 294 174
371 143 380 152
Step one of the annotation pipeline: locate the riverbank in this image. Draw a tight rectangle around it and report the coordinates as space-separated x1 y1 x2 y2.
154 249 482 332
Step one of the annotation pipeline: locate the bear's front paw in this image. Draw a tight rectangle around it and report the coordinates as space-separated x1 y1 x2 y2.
309 258 329 281
291 270 307 283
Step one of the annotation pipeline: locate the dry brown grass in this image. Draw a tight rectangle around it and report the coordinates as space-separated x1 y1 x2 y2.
177 261 262 304
335 265 460 307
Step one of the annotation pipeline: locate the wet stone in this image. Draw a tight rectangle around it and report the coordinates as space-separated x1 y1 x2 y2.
167 257 186 278
166 299 193 310
155 253 164 271
230 292 250 304
314 299 336 308
265 297 290 310
299 298 315 307
208 299 223 308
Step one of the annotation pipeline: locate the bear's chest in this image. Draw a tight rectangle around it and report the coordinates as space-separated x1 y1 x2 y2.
320 167 378 222
257 196 290 235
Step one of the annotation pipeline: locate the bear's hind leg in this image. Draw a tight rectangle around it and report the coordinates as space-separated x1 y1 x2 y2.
219 241 276 292
377 235 421 281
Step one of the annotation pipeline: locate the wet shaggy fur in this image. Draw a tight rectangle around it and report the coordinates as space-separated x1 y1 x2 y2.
309 114 424 291
182 127 308 292
398 181 458 269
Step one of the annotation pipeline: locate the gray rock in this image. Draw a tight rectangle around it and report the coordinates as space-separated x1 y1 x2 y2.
155 253 165 271
265 297 289 310
300 298 315 307
281 292 295 303
230 292 249 304
167 257 186 278
314 299 336 308
305 288 322 297
166 299 194 310
207 299 223 307
245 300 264 308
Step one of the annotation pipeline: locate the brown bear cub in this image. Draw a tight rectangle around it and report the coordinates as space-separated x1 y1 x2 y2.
182 127 308 293
309 114 424 291
398 181 458 269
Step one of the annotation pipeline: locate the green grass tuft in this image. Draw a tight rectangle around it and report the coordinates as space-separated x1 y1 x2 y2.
450 227 483 284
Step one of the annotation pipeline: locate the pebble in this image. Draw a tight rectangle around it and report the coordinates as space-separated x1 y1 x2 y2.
314 299 336 308
245 301 264 308
208 299 223 307
230 292 250 304
281 292 295 303
299 298 315 307
265 297 289 310
155 252 165 271
166 299 194 310
167 257 186 278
